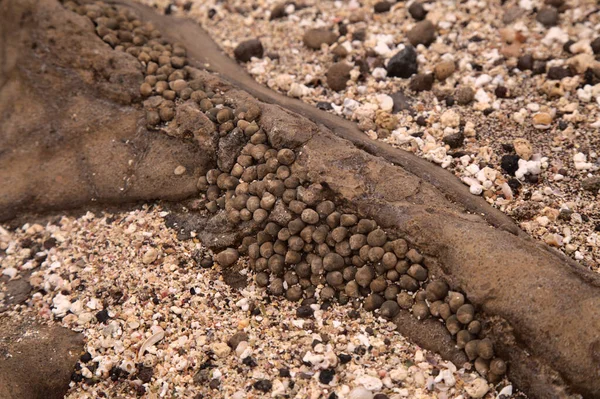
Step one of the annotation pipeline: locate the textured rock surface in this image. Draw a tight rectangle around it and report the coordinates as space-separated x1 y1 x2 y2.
0 0 213 221
1 1 600 398
0 317 84 399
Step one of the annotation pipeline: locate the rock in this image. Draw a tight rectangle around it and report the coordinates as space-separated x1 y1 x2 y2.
582 176 600 192
211 342 231 357
408 2 427 20
233 39 264 62
503 6 523 24
355 265 375 287
253 379 273 392
501 154 520 175
592 37 600 55
0 318 83 399
380 300 400 319
532 112 552 128
303 28 337 50
386 45 418 78
443 132 464 149
513 138 533 160
465 378 490 398
227 332 248 350
390 91 413 113
536 7 559 27
434 60 455 81
409 73 434 92
455 86 475 105
217 128 246 172
215 248 240 267
374 1 392 13
327 62 353 91
270 3 287 20
297 305 314 318
517 54 534 71
407 20 436 47
142 248 159 264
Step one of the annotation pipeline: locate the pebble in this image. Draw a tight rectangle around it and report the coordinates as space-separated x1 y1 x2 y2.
373 1 392 13
409 73 434 92
407 20 436 47
582 176 600 192
536 7 559 27
386 45 418 78
142 248 158 264
215 248 239 267
327 62 353 91
173 165 186 175
455 86 475 105
348 386 374 399
234 39 264 62
303 28 337 50
513 138 533 160
464 378 490 398
434 60 455 81
408 2 427 21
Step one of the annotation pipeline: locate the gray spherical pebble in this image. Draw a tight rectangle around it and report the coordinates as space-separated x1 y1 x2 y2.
355 265 374 288
286 286 303 302
256 272 269 287
407 264 428 281
303 28 338 50
384 285 400 300
465 340 480 361
468 320 482 335
474 357 489 376
277 149 296 165
477 338 494 360
456 304 475 324
367 229 387 247
536 7 559 27
448 291 465 312
412 301 430 320
323 253 344 271
368 246 385 262
364 293 385 311
399 275 419 292
369 277 387 293
426 281 449 301
215 248 239 267
327 62 353 91
396 292 414 309
455 86 475 105
269 278 284 296
456 330 472 349
345 281 360 297
490 358 507 375
380 300 400 319
301 208 319 224
445 315 462 335
407 20 436 47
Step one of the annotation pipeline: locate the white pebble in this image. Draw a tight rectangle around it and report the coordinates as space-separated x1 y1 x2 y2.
355 375 383 391
348 386 374 399
376 94 394 112
465 378 490 398
372 67 387 79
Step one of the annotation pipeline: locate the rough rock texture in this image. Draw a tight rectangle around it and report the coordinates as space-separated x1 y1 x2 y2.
0 317 84 399
0 0 213 221
2 1 600 399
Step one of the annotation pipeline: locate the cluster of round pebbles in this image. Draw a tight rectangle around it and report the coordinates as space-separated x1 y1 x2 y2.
64 0 506 384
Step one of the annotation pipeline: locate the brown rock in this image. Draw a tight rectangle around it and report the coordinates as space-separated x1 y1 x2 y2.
326 62 353 91
303 28 337 50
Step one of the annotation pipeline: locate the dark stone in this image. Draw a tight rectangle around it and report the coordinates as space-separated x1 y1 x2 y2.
95 309 110 324
517 54 534 71
338 353 352 364
536 7 559 27
243 356 258 367
234 39 264 63
409 73 434 92
390 91 413 113
408 2 427 20
227 332 248 350
327 62 353 91
353 29 367 41
416 116 426 126
319 368 336 384
483 108 494 116
303 28 338 49
563 39 574 54
592 37 600 55
501 155 520 176
253 379 273 392
374 1 392 13
217 127 246 172
582 177 600 192
445 96 455 106
407 20 436 47
297 305 314 318
137 365 154 383
279 368 291 377
270 3 287 20
532 60 548 75
547 66 573 80
317 101 333 110
495 86 508 98
443 132 464 149
386 46 418 78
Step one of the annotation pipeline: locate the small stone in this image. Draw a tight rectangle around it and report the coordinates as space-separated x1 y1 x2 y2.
408 2 427 20
234 39 264 62
211 342 231 358
536 7 559 27
327 62 353 91
174 165 186 175
409 73 434 92
501 154 520 175
348 386 374 399
355 265 375 288
517 54 534 71
303 28 337 50
374 1 392 13
380 300 400 319
253 379 273 393
215 248 239 267
490 358 507 375
319 368 336 384
426 281 448 301
407 20 436 47
592 37 600 55
477 338 494 360
364 293 385 311
532 112 552 127
301 209 320 224
443 132 464 149
513 138 533 160
367 229 387 247
434 60 455 81
227 332 248 350
142 248 158 264
386 46 418 78
412 301 430 319
297 305 314 318
456 304 475 324
582 177 600 192
455 86 475 105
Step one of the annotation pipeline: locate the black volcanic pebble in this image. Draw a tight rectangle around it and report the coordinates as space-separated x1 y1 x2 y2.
442 132 464 149
96 309 110 323
297 305 314 318
253 379 273 392
408 2 427 20
234 39 264 62
386 45 418 78
319 368 336 384
501 154 520 176
547 66 573 80
517 54 534 71
317 101 333 110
